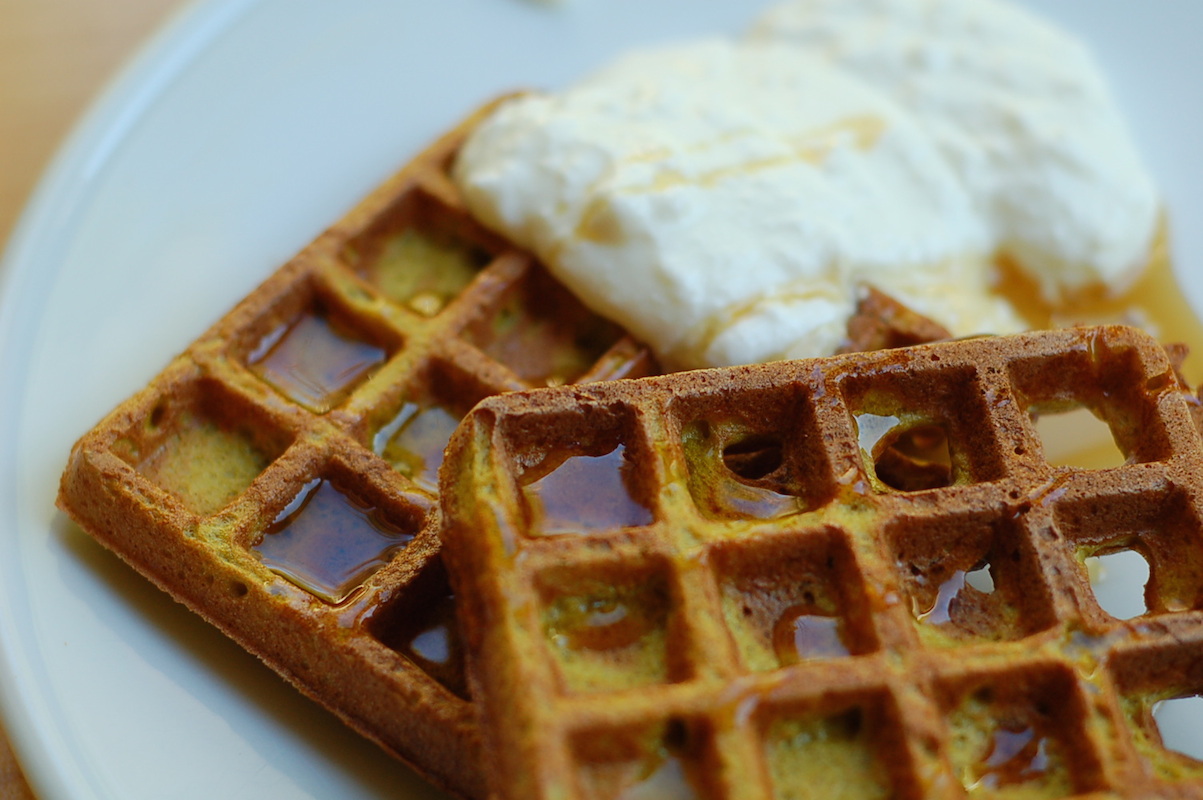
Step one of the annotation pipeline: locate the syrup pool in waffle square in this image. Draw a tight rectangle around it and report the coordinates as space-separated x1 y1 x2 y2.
244 290 396 416
250 471 422 605
496 403 660 538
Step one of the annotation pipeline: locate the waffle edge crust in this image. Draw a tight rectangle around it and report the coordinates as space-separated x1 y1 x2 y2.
438 324 1203 800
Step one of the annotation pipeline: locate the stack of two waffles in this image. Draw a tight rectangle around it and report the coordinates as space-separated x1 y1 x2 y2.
58 108 1203 800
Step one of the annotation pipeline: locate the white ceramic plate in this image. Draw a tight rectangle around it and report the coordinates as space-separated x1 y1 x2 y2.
1 1 1201 797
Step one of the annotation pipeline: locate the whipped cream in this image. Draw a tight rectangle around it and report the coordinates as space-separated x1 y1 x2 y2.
453 0 1158 370
748 0 1159 305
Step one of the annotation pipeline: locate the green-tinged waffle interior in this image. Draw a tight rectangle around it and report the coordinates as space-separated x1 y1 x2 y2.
438 324 1203 800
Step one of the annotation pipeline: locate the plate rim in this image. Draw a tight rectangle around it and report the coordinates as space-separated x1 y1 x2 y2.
0 2 261 797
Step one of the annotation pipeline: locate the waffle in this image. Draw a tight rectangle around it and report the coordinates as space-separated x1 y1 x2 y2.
54 99 661 799
54 93 964 793
438 324 1203 800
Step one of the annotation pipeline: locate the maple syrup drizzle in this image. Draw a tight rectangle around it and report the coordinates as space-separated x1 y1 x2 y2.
997 236 1203 365
856 413 953 492
913 564 993 628
248 313 386 413
857 413 901 457
998 246 1203 467
716 485 799 519
254 479 413 604
522 444 653 535
374 401 462 492
916 570 966 627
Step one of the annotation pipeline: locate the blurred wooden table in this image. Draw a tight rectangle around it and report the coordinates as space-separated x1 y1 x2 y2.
1 0 186 248
0 1 188 794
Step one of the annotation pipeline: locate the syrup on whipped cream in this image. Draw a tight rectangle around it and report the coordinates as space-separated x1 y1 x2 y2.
453 0 1159 370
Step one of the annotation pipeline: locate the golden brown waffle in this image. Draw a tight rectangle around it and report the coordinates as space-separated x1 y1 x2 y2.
439 324 1203 800
54 100 660 799
54 94 963 794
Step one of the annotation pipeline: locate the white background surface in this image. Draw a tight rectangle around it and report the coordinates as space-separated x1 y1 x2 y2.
0 1 1200 798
